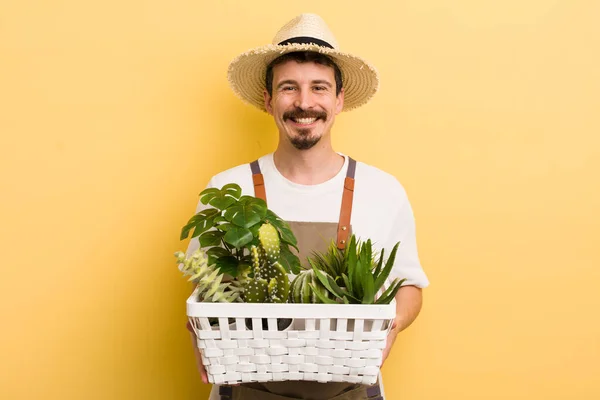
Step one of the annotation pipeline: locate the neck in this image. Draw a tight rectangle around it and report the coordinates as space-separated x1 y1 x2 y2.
273 141 345 185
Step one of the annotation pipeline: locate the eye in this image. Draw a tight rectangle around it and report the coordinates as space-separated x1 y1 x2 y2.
281 86 296 91
314 86 327 91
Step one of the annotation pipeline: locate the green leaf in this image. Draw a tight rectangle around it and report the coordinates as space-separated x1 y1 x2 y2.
362 273 375 304
279 245 301 274
215 256 239 277
206 247 231 265
354 259 364 299
264 210 298 251
215 222 235 231
375 278 406 304
180 209 219 240
310 260 348 300
373 248 385 278
223 226 254 248
374 242 400 293
224 199 267 228
238 195 263 204
198 188 219 204
249 222 262 237
341 273 351 291
200 184 241 210
346 235 358 295
308 283 338 304
199 230 225 247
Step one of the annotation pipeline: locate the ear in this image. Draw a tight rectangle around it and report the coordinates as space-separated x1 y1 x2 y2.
335 88 345 115
263 89 273 115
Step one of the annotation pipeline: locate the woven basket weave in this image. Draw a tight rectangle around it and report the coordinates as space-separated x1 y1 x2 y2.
187 290 395 385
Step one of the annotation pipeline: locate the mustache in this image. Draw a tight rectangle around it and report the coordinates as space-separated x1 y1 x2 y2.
283 108 328 121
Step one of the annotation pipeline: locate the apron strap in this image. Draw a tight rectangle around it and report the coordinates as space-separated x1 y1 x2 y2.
250 160 267 204
250 157 357 250
336 157 356 250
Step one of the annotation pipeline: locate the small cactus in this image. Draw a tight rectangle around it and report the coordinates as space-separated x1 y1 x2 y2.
289 269 333 303
242 223 290 303
258 223 280 263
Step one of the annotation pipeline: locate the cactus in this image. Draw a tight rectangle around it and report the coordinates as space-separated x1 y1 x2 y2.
175 249 241 302
289 269 333 303
242 223 290 303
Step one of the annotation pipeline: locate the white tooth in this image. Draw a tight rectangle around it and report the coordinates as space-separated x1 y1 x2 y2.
296 118 316 124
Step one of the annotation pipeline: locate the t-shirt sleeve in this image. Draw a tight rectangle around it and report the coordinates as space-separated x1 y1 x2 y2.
385 185 430 289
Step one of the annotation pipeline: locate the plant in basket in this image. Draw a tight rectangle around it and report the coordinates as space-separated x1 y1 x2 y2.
290 234 405 304
175 248 242 303
177 183 301 329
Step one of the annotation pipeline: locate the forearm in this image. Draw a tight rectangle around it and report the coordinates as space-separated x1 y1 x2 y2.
393 285 423 333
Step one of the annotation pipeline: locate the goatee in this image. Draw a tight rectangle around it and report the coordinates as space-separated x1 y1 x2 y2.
291 131 321 150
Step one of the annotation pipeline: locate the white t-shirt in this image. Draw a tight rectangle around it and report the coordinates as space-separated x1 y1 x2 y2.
187 153 429 288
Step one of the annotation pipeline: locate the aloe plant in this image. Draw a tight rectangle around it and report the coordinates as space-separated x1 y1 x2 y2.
178 183 301 279
307 235 406 304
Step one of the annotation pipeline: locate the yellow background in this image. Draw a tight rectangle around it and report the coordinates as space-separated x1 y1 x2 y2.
1 0 599 399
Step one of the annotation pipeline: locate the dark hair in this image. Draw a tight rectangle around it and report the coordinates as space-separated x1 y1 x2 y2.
265 51 343 96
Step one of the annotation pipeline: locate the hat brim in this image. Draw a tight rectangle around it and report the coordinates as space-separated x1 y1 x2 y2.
227 43 379 112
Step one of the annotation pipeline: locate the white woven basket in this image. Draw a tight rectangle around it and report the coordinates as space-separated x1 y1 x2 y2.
187 290 395 385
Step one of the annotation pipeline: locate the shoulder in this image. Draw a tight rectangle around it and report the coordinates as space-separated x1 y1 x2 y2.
354 158 408 200
205 154 271 192
208 163 251 188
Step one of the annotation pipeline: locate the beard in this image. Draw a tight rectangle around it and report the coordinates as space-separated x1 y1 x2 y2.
283 107 328 150
290 130 320 150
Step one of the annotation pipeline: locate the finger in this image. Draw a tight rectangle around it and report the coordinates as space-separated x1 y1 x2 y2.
200 366 208 384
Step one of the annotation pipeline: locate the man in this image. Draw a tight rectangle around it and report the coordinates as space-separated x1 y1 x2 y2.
187 13 429 400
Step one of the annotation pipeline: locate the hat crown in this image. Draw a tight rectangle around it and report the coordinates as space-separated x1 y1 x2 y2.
271 13 339 49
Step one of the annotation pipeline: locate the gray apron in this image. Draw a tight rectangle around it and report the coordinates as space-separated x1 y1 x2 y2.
209 157 384 400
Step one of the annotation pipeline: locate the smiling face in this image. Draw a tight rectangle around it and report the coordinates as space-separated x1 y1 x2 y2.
264 60 344 150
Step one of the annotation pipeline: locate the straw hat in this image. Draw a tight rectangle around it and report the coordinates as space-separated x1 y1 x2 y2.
227 13 379 112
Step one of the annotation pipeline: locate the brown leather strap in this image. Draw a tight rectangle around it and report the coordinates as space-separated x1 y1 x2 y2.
250 160 267 204
337 157 356 250
250 157 356 250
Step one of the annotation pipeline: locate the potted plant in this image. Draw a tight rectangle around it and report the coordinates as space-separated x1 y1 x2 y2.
290 234 405 305
179 183 300 278
177 183 301 329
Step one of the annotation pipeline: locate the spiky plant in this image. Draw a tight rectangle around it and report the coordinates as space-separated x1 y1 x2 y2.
307 235 406 305
175 249 242 302
242 223 290 303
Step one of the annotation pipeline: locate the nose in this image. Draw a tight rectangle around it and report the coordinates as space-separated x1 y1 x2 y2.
293 88 314 110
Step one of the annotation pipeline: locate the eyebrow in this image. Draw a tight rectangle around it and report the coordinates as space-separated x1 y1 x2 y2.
276 79 333 90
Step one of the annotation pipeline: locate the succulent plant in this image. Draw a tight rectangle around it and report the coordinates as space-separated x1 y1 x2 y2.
289 269 333 303
175 249 242 302
307 235 406 305
242 223 290 303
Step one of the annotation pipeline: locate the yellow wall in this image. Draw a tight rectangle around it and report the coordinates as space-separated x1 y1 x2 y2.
1 1 599 399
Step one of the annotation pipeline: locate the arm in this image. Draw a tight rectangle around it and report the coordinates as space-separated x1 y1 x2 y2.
189 328 209 384
381 285 423 365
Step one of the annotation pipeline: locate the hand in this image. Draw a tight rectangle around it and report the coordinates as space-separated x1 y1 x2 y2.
381 318 400 367
190 331 209 384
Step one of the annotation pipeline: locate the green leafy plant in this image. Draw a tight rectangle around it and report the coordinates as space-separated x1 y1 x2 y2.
179 183 301 279
307 235 406 304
